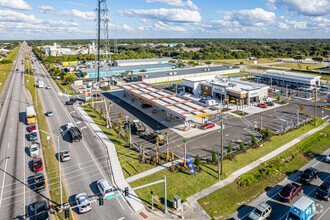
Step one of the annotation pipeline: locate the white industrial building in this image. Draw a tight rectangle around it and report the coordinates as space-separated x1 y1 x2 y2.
260 70 321 89
183 75 269 105
113 58 172 67
132 65 240 84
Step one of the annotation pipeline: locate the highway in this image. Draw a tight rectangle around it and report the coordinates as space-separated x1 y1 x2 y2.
0 44 51 219
28 46 137 219
229 149 330 220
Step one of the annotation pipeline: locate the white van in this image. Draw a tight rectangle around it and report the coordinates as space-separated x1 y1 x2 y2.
205 99 219 106
38 81 44 88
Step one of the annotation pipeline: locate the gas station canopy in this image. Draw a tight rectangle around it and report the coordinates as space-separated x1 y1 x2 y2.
120 82 220 120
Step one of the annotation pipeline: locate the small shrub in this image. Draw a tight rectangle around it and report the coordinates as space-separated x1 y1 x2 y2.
212 150 217 163
251 135 257 146
239 141 245 151
194 154 201 167
238 174 256 187
228 143 233 154
264 128 271 138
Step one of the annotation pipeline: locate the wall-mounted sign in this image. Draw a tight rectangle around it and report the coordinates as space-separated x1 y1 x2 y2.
213 87 225 93
250 91 259 96
85 88 91 102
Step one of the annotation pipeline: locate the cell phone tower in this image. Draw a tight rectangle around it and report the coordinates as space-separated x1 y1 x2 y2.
95 0 111 82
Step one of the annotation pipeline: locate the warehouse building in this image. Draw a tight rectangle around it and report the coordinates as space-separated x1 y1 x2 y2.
260 70 321 89
113 58 172 66
183 75 269 105
79 63 178 79
132 65 240 84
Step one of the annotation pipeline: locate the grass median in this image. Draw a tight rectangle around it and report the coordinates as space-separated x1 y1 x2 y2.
25 70 70 219
0 47 19 95
272 62 326 70
198 124 330 219
83 104 155 178
128 119 325 211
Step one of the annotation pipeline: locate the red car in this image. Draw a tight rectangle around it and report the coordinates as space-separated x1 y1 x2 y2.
29 124 36 132
257 103 268 108
33 158 43 172
141 103 152 108
201 123 215 130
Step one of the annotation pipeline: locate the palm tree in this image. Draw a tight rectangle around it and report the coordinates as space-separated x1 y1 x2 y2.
118 112 123 122
156 138 160 164
165 131 169 162
116 121 122 138
183 139 187 167
142 144 145 163
171 148 174 171
226 95 229 110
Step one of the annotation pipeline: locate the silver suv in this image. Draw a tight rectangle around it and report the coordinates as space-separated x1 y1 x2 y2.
248 202 272 220
97 179 112 199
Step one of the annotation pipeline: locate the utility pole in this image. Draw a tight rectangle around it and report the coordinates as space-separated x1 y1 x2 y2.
97 0 101 82
220 116 224 175
260 112 262 130
297 109 299 126
314 86 317 126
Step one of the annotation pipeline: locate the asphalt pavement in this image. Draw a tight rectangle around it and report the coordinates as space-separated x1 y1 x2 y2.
29 47 137 219
229 149 330 220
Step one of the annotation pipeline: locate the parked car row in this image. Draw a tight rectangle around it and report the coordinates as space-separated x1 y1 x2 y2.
247 167 328 220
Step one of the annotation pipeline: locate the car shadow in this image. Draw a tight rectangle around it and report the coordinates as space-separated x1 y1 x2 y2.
68 194 78 214
236 204 255 219
25 146 30 157
25 133 30 142
89 181 100 197
28 160 34 173
18 112 26 124
27 175 35 190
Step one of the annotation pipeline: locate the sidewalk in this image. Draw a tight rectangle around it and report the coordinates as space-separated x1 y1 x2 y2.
126 159 182 183
185 121 329 219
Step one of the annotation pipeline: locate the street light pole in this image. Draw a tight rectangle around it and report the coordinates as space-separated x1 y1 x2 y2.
314 86 317 126
221 116 224 175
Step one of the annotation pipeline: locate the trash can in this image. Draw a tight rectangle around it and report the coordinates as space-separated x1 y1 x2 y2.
172 195 182 210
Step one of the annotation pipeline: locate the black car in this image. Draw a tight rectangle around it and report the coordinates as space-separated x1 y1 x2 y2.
34 173 45 190
265 101 274 106
300 167 319 184
34 200 49 220
66 98 76 105
316 180 329 201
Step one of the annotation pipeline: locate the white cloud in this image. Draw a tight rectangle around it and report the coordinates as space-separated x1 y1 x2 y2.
39 6 54 13
109 23 134 32
56 9 96 21
118 8 201 23
277 22 289 30
0 0 32 10
138 21 186 32
285 19 307 29
279 16 285 19
223 8 275 26
269 0 330 16
309 17 330 27
0 9 41 23
146 0 199 11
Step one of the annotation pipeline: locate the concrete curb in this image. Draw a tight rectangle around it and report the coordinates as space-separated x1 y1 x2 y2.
75 105 145 213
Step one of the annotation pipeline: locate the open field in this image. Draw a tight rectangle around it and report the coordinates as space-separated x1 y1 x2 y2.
129 119 325 210
0 47 19 95
198 124 330 219
271 62 327 70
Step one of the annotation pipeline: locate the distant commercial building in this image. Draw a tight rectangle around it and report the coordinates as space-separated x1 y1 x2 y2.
113 58 172 67
260 70 321 89
79 63 178 79
132 65 240 84
183 75 269 104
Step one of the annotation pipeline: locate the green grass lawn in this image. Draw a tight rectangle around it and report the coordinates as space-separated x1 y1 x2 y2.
271 62 327 70
83 105 155 178
129 119 325 211
197 59 274 66
25 70 70 218
152 80 183 85
57 78 76 95
198 125 330 219
0 47 19 95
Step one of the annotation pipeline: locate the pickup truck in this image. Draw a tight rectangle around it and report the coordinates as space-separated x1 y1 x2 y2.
279 182 302 202
66 123 82 143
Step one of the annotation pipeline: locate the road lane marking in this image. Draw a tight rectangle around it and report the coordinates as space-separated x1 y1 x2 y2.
10 127 12 133
76 121 81 124
321 115 329 120
12 117 13 121
318 206 330 220
77 163 81 170
118 217 125 220
7 143 10 149
0 156 9 208
116 196 125 211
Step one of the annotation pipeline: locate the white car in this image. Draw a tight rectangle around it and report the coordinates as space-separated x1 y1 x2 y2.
30 143 39 157
97 179 113 199
45 86 51 89
326 154 330 163
75 193 92 214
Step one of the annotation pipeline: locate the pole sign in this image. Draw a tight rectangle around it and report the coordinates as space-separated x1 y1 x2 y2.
107 193 120 200
85 88 91 102
186 156 195 175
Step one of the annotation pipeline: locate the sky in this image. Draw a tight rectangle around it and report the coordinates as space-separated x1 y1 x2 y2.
0 0 329 40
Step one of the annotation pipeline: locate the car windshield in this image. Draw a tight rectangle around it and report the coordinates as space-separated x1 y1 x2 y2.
254 208 262 216
287 212 300 220
36 176 44 183
78 196 88 204
81 203 90 209
281 188 291 196
301 173 311 178
105 189 112 194
34 161 41 166
31 147 37 152
320 184 329 192
63 154 70 158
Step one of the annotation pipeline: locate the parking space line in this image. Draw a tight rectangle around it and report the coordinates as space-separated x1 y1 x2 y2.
0 155 9 208
318 206 330 220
